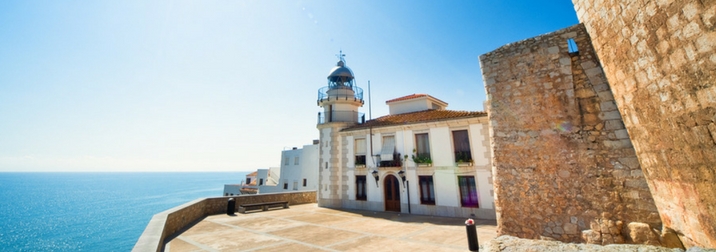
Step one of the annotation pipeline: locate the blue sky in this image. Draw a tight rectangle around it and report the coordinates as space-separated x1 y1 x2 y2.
0 1 578 172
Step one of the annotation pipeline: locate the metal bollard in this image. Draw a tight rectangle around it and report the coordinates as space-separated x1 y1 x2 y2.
466 218 479 251
227 198 236 215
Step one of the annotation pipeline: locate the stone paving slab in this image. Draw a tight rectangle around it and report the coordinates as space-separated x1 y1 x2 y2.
165 203 497 252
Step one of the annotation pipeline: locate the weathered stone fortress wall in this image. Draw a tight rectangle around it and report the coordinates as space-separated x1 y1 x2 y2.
573 0 716 248
480 24 660 243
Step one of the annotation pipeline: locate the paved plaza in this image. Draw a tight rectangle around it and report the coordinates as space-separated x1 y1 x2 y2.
165 203 497 251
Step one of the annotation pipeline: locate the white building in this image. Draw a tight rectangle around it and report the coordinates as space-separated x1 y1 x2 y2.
258 142 319 193
316 56 495 219
223 171 259 196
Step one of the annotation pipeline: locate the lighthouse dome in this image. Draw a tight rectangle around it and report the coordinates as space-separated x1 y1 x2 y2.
327 60 354 83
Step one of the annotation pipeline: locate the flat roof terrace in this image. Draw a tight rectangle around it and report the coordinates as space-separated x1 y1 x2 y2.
165 203 497 251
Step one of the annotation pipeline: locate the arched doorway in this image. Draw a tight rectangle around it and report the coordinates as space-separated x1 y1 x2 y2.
384 175 401 212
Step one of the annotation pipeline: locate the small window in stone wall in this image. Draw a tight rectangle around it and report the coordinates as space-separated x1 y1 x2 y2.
283 183 288 190
567 38 579 54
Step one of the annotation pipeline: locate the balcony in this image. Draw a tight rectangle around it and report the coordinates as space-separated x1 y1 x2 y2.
318 111 365 124
317 86 364 102
378 153 403 168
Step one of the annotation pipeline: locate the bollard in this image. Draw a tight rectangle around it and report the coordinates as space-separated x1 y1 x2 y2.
227 198 236 215
465 218 479 251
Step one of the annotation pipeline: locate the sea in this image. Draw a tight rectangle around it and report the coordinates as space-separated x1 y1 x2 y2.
0 172 248 252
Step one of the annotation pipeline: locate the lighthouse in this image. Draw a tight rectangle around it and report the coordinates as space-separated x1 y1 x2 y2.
316 52 364 207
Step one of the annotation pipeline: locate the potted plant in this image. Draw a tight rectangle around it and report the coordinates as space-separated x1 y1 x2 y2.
455 151 473 166
412 149 432 167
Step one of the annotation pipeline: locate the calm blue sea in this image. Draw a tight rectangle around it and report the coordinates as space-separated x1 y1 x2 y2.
0 172 248 252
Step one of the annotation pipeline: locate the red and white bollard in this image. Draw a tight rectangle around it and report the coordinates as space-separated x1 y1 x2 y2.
465 218 479 251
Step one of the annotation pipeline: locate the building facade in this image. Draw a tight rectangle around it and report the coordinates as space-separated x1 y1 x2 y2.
258 142 319 193
316 56 495 219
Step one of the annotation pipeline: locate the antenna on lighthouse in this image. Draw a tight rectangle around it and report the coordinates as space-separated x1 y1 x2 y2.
336 50 346 62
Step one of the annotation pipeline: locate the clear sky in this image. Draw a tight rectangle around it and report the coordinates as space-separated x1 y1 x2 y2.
0 1 578 172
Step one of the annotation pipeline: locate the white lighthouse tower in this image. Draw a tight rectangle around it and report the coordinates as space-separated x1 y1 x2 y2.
316 52 364 207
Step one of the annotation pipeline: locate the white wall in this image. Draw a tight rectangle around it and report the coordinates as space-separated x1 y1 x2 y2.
223 184 241 196
260 143 319 194
430 127 453 166
434 169 460 207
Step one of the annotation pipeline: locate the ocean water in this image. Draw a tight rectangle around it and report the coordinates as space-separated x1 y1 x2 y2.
0 172 247 251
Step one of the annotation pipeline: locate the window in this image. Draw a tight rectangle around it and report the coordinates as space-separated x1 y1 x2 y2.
379 135 401 167
414 133 431 164
246 178 252 185
380 136 396 161
284 157 289 165
259 178 264 186
283 183 288 190
303 178 307 187
293 181 298 190
356 176 367 201
452 130 472 163
294 156 299 165
419 176 435 205
567 38 579 54
458 176 478 207
355 138 366 166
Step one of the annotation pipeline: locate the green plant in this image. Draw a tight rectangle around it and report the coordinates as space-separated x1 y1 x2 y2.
412 154 432 164
455 151 473 163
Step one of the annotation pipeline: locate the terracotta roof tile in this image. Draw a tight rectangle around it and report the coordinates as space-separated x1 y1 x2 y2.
385 94 448 105
342 109 486 131
247 171 258 176
385 94 428 103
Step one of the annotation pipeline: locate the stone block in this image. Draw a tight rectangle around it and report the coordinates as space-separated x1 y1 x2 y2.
604 120 625 130
600 101 618 111
600 111 623 120
576 88 597 98
597 91 615 101
615 129 630 139
625 179 649 189
603 139 633 149
564 223 579 234
627 222 661 246
660 227 685 249
618 157 640 169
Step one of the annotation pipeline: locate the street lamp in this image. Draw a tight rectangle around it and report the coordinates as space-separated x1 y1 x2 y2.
372 170 379 186
398 170 406 184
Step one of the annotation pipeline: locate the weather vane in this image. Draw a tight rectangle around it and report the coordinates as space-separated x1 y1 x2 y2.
336 50 346 62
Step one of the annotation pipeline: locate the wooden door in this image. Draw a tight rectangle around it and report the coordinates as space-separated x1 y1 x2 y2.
384 175 401 212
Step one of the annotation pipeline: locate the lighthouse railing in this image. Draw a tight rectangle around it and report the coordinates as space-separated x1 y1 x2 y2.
317 86 364 102
317 111 365 124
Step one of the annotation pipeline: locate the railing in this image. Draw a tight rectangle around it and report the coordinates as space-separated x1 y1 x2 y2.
454 151 473 163
318 111 365 124
378 153 403 168
317 86 364 102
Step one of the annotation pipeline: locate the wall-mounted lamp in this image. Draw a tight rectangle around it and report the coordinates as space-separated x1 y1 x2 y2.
372 170 379 187
398 170 406 183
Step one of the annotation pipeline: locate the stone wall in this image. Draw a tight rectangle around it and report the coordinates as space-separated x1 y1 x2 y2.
480 24 660 243
132 191 317 252
572 0 716 248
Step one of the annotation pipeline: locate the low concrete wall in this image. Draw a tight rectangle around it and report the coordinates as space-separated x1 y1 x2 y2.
132 190 317 252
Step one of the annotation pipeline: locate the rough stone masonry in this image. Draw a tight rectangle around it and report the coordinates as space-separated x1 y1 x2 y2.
572 0 716 248
481 24 661 245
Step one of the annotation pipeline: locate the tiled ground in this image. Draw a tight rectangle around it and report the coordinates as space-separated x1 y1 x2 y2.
165 203 497 252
